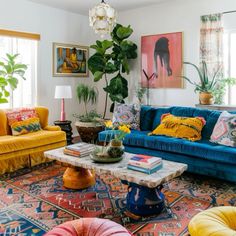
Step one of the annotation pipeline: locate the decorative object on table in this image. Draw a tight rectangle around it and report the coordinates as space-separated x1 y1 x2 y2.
73 84 103 143
127 154 163 174
112 103 140 130
88 23 137 114
0 53 27 104
142 69 155 105
54 85 72 121
54 120 73 145
53 43 89 77
64 142 95 157
210 111 236 147
89 0 117 38
150 113 206 141
181 61 221 105
141 32 183 89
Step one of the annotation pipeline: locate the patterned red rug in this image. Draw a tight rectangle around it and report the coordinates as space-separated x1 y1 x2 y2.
0 163 235 236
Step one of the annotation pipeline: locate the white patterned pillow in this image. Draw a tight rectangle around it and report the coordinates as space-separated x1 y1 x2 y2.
210 111 236 147
113 103 140 130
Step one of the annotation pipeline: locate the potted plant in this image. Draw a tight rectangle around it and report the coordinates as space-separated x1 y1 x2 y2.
182 61 221 105
73 84 103 143
0 54 27 103
88 23 137 118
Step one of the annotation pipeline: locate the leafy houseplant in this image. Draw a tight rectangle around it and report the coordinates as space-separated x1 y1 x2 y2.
135 85 147 104
88 23 138 118
182 61 221 105
0 54 27 103
213 77 236 104
73 84 103 143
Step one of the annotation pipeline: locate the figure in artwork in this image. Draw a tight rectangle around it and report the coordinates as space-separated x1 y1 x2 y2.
153 37 172 78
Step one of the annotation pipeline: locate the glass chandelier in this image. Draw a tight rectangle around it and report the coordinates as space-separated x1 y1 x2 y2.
89 0 117 38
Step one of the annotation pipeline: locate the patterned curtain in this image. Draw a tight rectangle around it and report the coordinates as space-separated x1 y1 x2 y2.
200 13 224 78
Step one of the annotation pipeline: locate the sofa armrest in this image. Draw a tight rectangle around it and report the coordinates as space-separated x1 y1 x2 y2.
44 125 61 131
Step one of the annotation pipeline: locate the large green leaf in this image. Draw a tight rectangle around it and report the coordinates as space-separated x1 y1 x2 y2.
0 98 8 103
94 71 104 82
116 25 133 40
7 77 18 90
88 53 106 74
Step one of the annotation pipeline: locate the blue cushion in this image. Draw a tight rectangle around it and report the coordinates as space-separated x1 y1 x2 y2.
122 131 236 165
140 106 156 131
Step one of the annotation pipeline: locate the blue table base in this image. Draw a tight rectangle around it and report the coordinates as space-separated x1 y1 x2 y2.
121 180 166 216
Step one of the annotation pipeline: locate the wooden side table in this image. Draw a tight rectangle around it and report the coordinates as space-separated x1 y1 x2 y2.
54 120 73 145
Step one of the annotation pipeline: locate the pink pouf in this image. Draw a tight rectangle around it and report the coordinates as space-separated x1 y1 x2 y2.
44 218 132 236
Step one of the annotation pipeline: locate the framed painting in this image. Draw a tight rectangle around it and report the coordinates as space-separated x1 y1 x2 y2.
141 32 183 88
53 43 89 77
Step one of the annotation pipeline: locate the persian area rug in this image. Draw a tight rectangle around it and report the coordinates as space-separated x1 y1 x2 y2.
0 163 235 236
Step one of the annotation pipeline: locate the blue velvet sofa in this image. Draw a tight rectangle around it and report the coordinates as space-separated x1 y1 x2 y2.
99 106 236 183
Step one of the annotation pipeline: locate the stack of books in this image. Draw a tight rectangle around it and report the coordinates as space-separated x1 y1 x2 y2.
127 154 163 174
63 142 95 157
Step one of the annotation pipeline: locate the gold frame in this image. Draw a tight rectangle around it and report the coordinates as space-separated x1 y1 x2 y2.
52 42 89 77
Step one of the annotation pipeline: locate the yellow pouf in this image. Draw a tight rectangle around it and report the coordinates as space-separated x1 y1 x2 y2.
63 167 96 190
188 206 236 236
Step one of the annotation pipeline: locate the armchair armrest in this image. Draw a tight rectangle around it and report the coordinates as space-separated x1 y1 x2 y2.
44 125 61 131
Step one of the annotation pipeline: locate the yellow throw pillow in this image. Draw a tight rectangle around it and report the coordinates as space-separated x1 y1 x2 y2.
150 114 206 141
11 117 41 136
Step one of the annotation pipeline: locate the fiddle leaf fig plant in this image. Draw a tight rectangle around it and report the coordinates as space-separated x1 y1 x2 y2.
88 23 137 118
0 53 27 103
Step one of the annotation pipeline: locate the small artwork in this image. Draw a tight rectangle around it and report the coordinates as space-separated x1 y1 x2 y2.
53 43 89 77
141 32 183 88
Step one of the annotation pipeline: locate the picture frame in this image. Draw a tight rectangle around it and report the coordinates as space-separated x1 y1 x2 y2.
141 32 183 88
53 42 89 77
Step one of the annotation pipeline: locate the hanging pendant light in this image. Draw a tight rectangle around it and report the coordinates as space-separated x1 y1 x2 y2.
89 0 117 38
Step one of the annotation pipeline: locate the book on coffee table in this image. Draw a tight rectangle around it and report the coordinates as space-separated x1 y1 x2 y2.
127 162 163 174
64 142 95 157
128 154 162 168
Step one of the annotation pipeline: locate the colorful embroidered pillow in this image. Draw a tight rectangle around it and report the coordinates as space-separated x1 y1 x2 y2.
6 108 38 126
210 111 236 147
11 117 41 136
113 103 140 130
150 113 206 141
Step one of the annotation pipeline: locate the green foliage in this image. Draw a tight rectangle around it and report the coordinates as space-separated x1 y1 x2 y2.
88 23 137 115
213 77 236 104
0 54 27 103
135 86 147 103
182 61 221 93
76 84 98 117
73 110 101 123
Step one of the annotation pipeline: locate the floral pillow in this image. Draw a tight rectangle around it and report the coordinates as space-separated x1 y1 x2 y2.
112 103 140 130
210 111 236 147
6 108 38 126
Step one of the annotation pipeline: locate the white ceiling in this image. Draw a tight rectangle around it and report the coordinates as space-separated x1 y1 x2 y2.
28 0 171 16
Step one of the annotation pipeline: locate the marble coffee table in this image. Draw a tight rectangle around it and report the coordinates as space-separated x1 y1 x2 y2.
44 147 187 216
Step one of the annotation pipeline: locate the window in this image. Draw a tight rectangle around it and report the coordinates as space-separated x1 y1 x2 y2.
0 34 38 109
223 15 236 105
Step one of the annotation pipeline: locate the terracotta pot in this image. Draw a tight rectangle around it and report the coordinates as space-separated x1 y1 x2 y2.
199 92 214 105
75 121 104 143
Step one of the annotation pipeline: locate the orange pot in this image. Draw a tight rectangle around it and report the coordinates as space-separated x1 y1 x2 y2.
199 92 214 105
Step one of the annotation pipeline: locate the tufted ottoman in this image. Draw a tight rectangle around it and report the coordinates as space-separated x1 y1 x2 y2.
188 206 236 236
44 218 132 236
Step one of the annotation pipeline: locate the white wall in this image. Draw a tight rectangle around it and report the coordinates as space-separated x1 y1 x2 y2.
117 0 236 107
0 0 97 134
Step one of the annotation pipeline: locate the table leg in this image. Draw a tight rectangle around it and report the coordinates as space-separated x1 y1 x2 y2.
63 167 95 190
122 181 165 216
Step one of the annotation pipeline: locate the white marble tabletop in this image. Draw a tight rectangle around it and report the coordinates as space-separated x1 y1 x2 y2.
44 147 187 188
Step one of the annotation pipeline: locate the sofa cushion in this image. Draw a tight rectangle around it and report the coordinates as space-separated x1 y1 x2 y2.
11 117 41 136
210 111 236 147
140 106 156 131
0 130 65 154
120 131 236 165
150 114 206 141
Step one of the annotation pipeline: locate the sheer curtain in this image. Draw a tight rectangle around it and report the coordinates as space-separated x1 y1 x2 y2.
0 36 37 109
200 13 224 78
